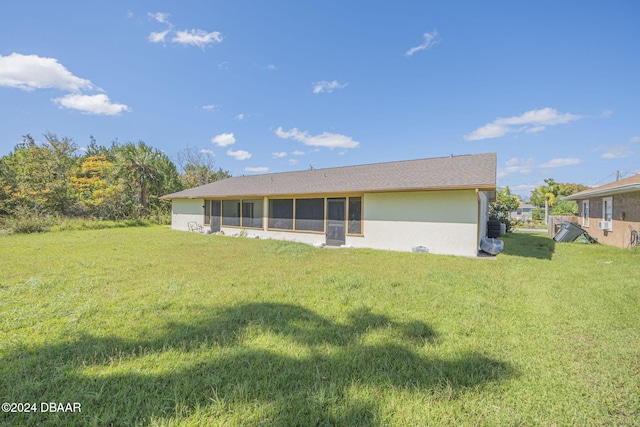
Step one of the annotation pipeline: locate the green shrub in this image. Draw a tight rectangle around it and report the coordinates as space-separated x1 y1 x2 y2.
0 210 54 234
532 208 545 222
0 214 156 234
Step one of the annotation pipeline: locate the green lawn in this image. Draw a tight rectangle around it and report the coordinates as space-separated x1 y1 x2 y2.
1 227 638 426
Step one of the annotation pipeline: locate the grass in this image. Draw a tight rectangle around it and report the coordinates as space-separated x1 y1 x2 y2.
0 227 638 426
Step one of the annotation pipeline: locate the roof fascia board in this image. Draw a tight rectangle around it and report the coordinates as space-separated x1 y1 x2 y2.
162 185 495 200
563 184 640 200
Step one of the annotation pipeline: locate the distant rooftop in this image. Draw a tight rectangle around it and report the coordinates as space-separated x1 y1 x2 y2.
563 173 640 200
162 152 497 199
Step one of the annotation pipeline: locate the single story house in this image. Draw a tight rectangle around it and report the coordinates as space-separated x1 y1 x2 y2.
563 173 640 248
510 202 535 222
161 152 497 257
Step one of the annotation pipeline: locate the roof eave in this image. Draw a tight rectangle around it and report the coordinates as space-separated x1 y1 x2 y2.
563 184 640 200
161 184 496 200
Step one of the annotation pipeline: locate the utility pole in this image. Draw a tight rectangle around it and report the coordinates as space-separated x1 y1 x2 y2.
544 199 548 225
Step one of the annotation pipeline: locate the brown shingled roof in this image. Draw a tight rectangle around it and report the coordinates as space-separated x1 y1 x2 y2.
563 173 640 200
161 152 496 199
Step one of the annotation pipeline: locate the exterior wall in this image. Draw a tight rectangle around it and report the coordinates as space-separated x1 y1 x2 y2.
171 198 205 231
170 189 483 256
578 191 640 248
346 190 480 257
220 227 327 246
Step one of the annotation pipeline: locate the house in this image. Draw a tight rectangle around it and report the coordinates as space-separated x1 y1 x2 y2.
161 152 497 257
510 202 535 222
563 173 640 248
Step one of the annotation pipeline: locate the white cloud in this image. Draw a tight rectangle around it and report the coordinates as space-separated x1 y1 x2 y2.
0 53 94 92
465 123 509 141
146 12 221 50
465 108 582 141
1 53 130 116
211 132 235 147
292 150 305 156
200 149 214 154
313 80 347 94
173 29 223 49
272 152 287 158
498 157 536 177
405 30 440 56
538 158 581 168
265 64 277 71
52 93 131 115
499 156 584 179
227 149 251 160
288 159 300 165
245 166 268 173
600 145 633 159
510 183 540 195
275 127 359 149
148 30 170 43
525 125 546 134
148 12 171 24
202 104 221 111
596 136 640 159
235 113 245 121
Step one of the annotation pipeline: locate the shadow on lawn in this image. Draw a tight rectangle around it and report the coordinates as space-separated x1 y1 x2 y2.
1 303 515 426
502 232 555 260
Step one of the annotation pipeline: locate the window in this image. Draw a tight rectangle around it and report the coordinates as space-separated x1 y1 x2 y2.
602 197 613 229
582 200 589 227
348 197 362 234
222 200 241 226
242 199 263 228
268 199 293 230
295 198 324 232
204 200 211 225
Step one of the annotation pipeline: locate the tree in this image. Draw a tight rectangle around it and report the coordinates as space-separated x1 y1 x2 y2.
175 146 231 188
530 178 559 208
530 178 588 208
550 200 580 216
71 154 125 219
0 133 79 215
114 141 183 216
530 178 588 222
116 141 161 212
489 186 520 232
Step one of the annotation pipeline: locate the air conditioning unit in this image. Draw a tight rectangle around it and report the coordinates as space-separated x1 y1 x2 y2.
598 221 612 231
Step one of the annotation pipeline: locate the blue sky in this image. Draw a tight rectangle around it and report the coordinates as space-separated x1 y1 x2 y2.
1 1 639 198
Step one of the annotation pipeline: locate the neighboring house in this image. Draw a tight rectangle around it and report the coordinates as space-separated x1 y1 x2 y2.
510 202 534 221
563 173 640 248
161 153 497 257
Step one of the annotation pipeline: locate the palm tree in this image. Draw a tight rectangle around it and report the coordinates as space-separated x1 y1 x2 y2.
118 141 161 212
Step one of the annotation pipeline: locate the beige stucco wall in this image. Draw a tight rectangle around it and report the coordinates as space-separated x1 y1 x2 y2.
171 198 205 231
220 227 326 246
170 189 482 256
345 190 479 256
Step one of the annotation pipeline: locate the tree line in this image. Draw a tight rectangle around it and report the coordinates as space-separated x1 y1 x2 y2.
0 134 230 222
